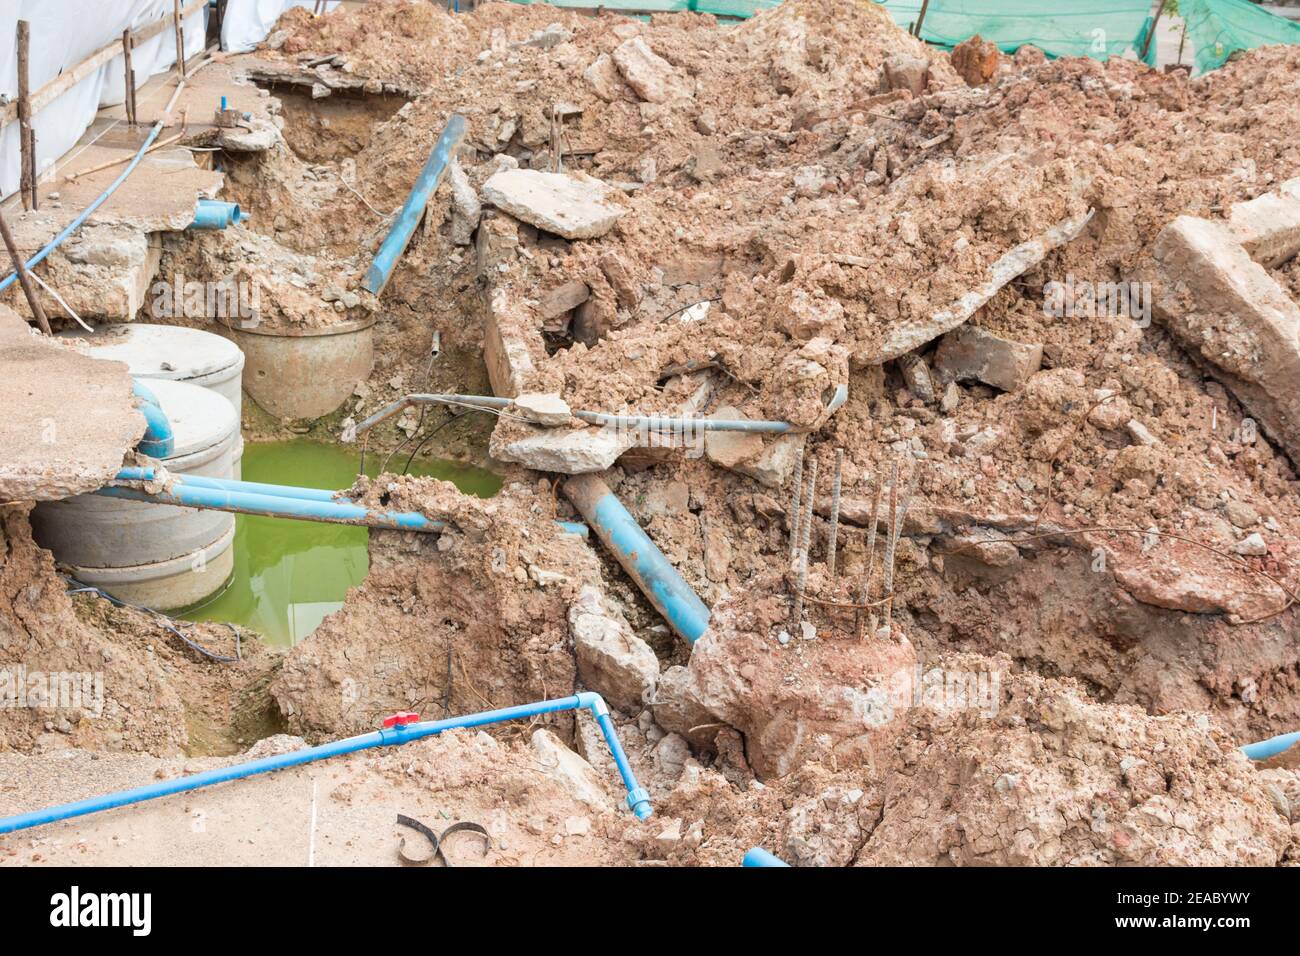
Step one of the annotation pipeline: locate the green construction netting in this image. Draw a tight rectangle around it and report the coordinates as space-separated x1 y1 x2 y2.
505 0 1299 71
878 0 1154 60
1179 0 1300 72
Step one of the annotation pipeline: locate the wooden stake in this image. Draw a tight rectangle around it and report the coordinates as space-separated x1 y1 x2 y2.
173 0 187 79
913 0 932 39
0 210 52 335
122 30 137 127
1141 0 1167 61
17 20 34 211
26 127 38 211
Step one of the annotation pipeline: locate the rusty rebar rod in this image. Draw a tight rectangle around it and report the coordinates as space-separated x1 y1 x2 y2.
856 472 883 641
791 459 817 630
787 441 804 565
827 448 844 576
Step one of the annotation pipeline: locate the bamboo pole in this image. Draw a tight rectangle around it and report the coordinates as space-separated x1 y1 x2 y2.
0 210 52 335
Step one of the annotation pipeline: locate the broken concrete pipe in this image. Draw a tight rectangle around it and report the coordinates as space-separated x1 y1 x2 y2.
187 199 245 230
224 316 375 422
31 379 241 611
563 473 711 645
0 692 652 836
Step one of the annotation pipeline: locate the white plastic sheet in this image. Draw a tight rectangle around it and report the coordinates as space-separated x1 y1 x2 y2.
0 1 207 197
221 0 340 54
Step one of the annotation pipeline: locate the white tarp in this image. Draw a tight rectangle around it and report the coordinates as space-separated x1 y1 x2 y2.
0 1 207 198
221 1 340 54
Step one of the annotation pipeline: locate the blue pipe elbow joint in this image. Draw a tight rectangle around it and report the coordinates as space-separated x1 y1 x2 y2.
189 199 244 230
743 847 790 867
132 380 174 458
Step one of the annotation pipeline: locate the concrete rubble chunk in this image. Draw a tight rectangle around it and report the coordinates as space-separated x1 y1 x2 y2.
530 728 613 811
447 159 481 246
1152 215 1300 463
583 53 626 102
538 279 591 320
570 585 660 712
950 35 1001 86
881 54 929 96
511 392 572 427
481 169 627 240
1227 178 1300 268
897 351 936 403
869 210 1094 364
934 325 1043 392
704 405 765 470
611 37 691 103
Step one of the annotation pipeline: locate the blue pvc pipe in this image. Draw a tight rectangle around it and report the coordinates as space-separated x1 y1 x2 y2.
564 474 710 644
131 381 174 458
743 847 790 867
363 113 466 295
188 199 244 230
111 467 590 537
115 467 338 503
0 122 165 294
96 483 442 532
1241 730 1300 761
0 693 651 835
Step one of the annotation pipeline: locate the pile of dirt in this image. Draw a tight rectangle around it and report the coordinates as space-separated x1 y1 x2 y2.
270 477 601 738
0 505 281 757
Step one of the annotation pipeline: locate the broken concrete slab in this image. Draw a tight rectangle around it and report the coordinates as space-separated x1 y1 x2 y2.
611 36 691 103
481 169 626 240
1152 215 1300 463
869 210 1094 364
489 422 636 474
934 325 1043 392
0 307 142 503
1228 178 1300 268
569 584 659 712
3 224 160 323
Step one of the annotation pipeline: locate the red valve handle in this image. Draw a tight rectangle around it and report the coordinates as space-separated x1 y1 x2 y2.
383 711 420 728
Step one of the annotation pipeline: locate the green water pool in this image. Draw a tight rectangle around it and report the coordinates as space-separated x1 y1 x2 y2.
179 440 500 647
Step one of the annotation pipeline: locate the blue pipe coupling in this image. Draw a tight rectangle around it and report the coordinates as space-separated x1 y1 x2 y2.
743 847 790 867
564 473 710 644
131 380 174 458
188 199 245 230
0 694 650 835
